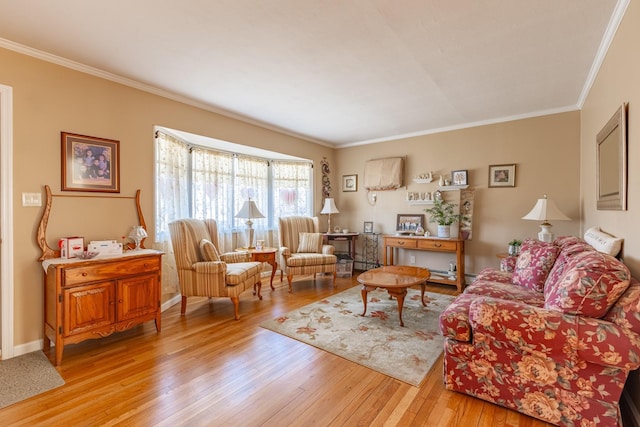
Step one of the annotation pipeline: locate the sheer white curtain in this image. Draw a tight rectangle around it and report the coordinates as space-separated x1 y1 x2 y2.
154 132 190 294
273 161 312 218
235 155 269 248
191 147 236 251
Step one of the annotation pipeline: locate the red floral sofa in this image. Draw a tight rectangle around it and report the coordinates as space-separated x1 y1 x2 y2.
439 236 640 426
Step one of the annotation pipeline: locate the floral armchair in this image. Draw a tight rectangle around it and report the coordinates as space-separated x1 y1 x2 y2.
169 218 263 320
439 237 640 426
278 216 337 292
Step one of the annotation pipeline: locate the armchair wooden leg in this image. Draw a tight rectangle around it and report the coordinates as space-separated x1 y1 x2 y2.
287 274 293 293
181 296 187 315
231 296 240 320
255 279 263 300
332 272 337 287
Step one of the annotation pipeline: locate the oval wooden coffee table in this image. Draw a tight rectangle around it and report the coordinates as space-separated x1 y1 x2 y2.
357 265 431 327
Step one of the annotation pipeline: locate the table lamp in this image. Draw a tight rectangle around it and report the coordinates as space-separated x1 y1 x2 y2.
128 225 148 250
521 194 570 243
320 198 340 233
235 198 265 249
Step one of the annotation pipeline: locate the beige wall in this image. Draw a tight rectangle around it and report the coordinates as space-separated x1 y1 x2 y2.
580 0 640 417
0 47 335 347
333 112 581 274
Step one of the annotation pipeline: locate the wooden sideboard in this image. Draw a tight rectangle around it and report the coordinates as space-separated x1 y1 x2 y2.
383 235 465 292
43 251 163 365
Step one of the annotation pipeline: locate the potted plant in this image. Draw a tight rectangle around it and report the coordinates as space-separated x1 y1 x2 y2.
424 199 465 238
508 239 522 256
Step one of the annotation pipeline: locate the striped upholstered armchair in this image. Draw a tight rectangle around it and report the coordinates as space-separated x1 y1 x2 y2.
169 218 263 320
278 216 337 292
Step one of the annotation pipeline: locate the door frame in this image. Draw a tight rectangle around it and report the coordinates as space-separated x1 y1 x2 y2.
0 84 14 359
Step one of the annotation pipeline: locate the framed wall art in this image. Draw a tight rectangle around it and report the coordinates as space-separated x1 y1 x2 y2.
396 214 424 234
342 174 358 192
62 132 120 192
451 169 468 186
364 221 373 233
488 164 516 188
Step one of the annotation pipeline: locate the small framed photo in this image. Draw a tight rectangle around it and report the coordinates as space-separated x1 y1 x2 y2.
488 164 516 188
451 170 468 186
61 132 120 192
364 221 373 233
396 214 425 233
342 174 358 192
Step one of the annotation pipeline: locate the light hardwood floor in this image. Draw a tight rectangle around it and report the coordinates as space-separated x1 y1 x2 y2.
2 274 553 427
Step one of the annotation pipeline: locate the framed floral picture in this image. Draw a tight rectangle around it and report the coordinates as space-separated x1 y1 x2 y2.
488 164 516 188
61 132 120 192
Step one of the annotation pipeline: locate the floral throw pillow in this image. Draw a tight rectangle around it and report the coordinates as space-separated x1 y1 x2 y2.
297 232 323 253
511 239 560 293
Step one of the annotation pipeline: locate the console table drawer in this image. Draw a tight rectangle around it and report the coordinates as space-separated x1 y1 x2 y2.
417 239 457 251
63 256 161 286
385 238 417 249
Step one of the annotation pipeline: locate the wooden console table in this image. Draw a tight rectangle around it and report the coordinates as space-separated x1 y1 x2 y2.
383 235 465 292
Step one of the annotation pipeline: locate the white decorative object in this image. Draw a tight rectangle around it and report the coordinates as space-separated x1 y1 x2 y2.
521 195 570 242
438 175 445 186
321 198 340 233
235 198 265 249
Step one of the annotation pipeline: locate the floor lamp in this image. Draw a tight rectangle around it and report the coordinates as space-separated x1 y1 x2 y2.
235 198 265 249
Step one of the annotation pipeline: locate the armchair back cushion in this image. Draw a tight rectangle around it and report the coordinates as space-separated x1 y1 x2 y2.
297 232 323 253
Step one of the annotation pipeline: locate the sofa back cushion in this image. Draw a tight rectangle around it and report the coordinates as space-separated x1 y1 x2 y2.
511 239 560 293
544 250 631 317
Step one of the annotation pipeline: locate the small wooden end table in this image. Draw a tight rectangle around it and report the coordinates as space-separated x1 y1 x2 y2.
240 247 278 290
357 265 431 327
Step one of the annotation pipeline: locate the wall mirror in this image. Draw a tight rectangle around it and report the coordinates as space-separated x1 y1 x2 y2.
597 102 628 210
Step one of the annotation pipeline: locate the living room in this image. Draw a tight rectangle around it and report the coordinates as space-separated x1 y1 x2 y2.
0 1 639 425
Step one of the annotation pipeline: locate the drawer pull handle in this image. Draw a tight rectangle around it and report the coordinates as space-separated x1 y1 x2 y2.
398 242 405 246
82 272 88 276
144 263 149 267
434 243 442 247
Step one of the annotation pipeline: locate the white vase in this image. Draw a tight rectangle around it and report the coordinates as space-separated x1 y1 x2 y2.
437 225 450 238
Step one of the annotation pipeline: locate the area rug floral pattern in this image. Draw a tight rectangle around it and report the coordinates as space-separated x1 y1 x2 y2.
260 286 455 386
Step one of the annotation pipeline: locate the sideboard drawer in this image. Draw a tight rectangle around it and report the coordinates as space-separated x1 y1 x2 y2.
417 239 457 251
385 238 418 249
63 256 160 286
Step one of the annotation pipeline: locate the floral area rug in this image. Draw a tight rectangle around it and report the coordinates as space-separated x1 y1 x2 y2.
260 285 455 386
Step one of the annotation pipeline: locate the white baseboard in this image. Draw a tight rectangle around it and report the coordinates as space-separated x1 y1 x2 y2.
623 389 640 427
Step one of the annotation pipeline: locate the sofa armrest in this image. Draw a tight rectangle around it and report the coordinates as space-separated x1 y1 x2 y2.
500 256 517 272
469 297 640 370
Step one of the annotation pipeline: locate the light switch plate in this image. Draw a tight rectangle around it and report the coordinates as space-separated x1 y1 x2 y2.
22 192 42 207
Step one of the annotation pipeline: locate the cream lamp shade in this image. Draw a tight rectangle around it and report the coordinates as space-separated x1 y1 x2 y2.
235 198 265 249
128 225 148 250
522 194 570 243
320 198 340 233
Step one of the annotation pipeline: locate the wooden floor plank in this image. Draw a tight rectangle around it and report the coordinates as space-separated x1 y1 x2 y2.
0 275 554 427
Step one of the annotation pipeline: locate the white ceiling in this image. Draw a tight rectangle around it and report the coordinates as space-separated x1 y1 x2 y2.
0 1 626 147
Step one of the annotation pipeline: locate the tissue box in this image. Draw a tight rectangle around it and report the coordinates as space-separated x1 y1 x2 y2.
88 240 123 255
59 237 84 259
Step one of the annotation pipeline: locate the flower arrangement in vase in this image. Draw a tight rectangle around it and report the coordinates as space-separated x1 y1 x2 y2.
424 199 466 238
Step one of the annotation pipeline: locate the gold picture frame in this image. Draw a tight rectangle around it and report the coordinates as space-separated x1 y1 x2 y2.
61 132 120 193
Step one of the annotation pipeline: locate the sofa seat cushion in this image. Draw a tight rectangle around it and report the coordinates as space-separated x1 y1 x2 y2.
511 239 560 292
225 261 262 285
474 267 513 284
545 250 631 317
465 281 545 307
286 253 337 268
